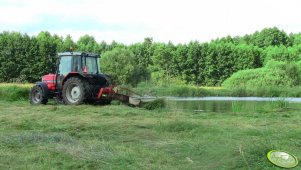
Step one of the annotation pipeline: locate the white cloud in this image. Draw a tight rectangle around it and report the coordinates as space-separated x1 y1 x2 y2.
1 0 301 44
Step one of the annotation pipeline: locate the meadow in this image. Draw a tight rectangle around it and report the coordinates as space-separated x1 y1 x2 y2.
1 27 301 169
1 90 301 169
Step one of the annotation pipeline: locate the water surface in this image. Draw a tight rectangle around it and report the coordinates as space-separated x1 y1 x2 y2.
164 97 301 113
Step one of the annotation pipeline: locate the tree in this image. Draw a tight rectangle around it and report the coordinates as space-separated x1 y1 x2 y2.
33 31 60 80
244 27 290 48
0 32 37 82
151 42 176 77
100 48 140 85
60 34 76 52
77 35 99 52
292 33 301 45
129 37 154 82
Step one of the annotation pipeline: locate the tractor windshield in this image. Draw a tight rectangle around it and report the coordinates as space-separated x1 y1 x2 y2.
59 56 72 75
85 57 98 74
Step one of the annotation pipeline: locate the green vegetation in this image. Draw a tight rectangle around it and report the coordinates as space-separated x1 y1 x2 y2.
230 99 289 113
141 98 166 110
2 83 301 103
223 60 301 89
135 82 301 97
100 48 144 85
0 85 29 101
0 101 300 169
1 27 301 89
1 27 301 97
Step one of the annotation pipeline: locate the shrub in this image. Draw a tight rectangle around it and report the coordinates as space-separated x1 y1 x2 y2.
222 60 301 89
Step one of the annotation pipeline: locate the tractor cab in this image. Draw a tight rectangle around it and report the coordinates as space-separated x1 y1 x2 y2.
53 52 106 92
30 52 116 105
42 52 106 91
58 52 99 75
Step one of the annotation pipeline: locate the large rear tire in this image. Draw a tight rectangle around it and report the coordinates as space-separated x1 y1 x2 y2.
29 85 48 105
62 77 88 105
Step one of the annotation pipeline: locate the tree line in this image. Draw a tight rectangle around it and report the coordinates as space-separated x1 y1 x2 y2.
0 27 301 86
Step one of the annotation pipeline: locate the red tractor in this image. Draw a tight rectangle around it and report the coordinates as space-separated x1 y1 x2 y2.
29 52 118 105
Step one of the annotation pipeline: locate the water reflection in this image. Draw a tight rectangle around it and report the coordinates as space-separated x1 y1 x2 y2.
166 97 301 113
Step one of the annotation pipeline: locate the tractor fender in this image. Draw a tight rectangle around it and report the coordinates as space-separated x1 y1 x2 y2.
35 82 49 98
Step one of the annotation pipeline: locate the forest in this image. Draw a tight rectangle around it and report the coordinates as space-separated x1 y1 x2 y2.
1 27 301 89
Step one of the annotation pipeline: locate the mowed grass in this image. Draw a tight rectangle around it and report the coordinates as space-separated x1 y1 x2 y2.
0 101 300 169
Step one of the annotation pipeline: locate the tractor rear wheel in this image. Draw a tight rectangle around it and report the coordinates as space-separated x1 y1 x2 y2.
29 85 48 105
62 77 88 105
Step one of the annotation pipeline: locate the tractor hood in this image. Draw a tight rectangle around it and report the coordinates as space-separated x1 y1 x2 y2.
42 74 56 90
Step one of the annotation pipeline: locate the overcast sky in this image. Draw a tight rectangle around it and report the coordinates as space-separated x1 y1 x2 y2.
0 0 300 44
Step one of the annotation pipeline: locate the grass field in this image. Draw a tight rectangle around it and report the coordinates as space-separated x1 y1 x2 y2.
0 100 300 169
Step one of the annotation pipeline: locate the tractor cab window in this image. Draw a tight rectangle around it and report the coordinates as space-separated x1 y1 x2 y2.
59 56 72 75
97 58 101 73
85 57 98 74
73 56 81 72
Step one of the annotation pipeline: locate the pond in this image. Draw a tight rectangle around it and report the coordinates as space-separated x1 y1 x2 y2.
164 97 301 113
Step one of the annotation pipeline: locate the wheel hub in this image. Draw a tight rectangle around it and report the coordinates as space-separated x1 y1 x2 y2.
33 90 42 103
66 84 81 103
71 86 80 99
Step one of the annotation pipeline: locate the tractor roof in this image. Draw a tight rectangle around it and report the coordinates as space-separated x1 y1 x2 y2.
58 52 99 57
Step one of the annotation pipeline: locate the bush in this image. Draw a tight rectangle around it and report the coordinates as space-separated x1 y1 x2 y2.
222 60 301 89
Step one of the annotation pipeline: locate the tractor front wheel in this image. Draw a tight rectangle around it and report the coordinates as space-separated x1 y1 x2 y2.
29 85 48 105
62 77 87 105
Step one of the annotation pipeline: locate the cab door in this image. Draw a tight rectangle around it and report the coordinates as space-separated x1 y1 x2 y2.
56 56 73 90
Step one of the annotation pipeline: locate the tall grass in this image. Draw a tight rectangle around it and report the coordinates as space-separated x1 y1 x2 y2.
0 85 30 101
135 82 301 97
0 83 33 88
230 99 290 113
232 101 244 113
135 82 228 97
271 99 289 109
